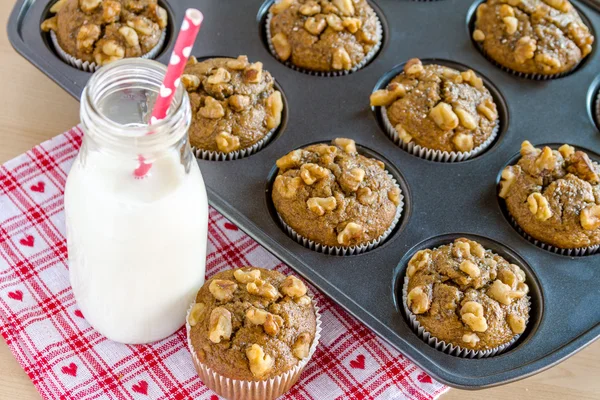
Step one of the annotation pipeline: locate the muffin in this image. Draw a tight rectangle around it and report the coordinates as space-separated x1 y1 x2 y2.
187 267 320 400
41 0 167 71
272 138 402 254
472 0 594 78
267 0 382 75
404 238 530 357
182 56 283 160
370 59 499 161
499 141 600 254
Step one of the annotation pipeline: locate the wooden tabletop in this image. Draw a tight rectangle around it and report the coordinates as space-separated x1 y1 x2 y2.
1 1 599 399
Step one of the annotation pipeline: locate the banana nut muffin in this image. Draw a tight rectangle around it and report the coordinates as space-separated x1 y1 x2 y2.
370 59 498 153
473 0 594 76
405 238 530 352
499 141 600 249
41 0 167 66
268 0 381 72
272 138 401 248
187 267 317 381
182 56 284 154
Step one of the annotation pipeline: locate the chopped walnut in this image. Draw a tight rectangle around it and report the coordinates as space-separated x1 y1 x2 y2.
215 131 240 153
514 36 537 64
332 47 352 70
520 140 539 156
460 301 488 332
534 146 556 172
246 308 284 336
207 67 232 85
280 276 308 298
499 166 517 198
512 264 526 283
127 17 155 36
244 62 263 84
80 0 102 13
503 16 518 34
407 249 431 278
453 132 474 153
77 24 101 53
296 295 312 306
544 0 571 12
471 242 485 258
300 163 329 185
234 268 261 284
333 138 357 154
247 280 280 300
535 53 561 70
527 192 552 221
246 344 274 378
395 124 413 144
95 40 125 65
199 97 225 119
209 279 238 302
208 307 232 343
454 108 477 130
333 0 355 16
388 187 401 206
568 22 593 57
460 70 484 89
274 176 304 199
558 144 575 159
307 196 337 216
342 17 362 33
299 1 321 15
337 222 363 246
187 56 198 65
272 33 292 61
153 5 168 29
118 26 140 48
462 332 480 346
182 74 200 91
581 205 600 230
343 168 364 192
453 240 471 258
460 260 481 279
228 94 251 112
507 314 526 334
326 14 344 31
41 17 58 32
407 286 430 314
226 55 249 70
103 1 121 23
356 187 376 205
477 98 497 122
305 16 327 36
430 102 459 131
293 332 312 359
276 149 302 171
499 4 515 18
472 29 486 42
498 269 518 289
271 0 293 14
404 58 424 75
266 91 284 130
567 151 599 184
488 279 513 305
187 303 205 327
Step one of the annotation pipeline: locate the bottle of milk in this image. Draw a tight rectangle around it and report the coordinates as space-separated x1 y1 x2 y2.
64 59 208 344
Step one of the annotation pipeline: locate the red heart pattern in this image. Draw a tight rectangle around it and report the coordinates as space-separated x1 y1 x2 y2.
417 372 432 384
132 380 149 395
61 363 78 377
19 235 34 247
8 290 23 301
223 222 238 231
210 396 219 400
74 310 84 319
30 182 45 193
349 354 365 370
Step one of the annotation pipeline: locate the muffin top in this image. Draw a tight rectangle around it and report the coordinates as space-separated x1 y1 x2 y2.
188 267 317 381
406 238 530 351
272 138 401 248
41 0 167 65
182 56 283 153
370 59 498 153
268 0 380 72
473 0 594 76
499 141 600 249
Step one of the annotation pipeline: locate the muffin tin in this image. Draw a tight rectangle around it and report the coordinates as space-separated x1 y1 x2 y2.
8 0 600 389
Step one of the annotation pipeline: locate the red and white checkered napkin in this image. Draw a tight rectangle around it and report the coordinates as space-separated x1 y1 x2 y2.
0 127 448 400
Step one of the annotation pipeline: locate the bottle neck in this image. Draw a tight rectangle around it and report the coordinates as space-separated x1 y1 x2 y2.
79 59 191 158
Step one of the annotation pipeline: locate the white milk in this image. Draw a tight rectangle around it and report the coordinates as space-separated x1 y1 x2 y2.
64 150 208 344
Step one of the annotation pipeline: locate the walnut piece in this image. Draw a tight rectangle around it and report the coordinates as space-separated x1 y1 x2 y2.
77 24 101 53
305 16 327 36
407 286 430 314
568 22 593 57
244 62 263 84
558 144 575 159
404 58 424 75
452 240 471 258
182 74 200 91
503 16 518 34
499 4 515 17
118 26 139 48
80 0 101 13
226 55 249 70
333 138 357 154
215 132 240 153
246 344 274 378
337 222 363 246
461 70 484 89
229 94 251 112
276 149 302 171
103 1 121 23
247 280 280 300
332 48 352 70
333 0 355 16
326 14 344 31
544 0 571 12
41 17 58 32
233 268 261 284
520 140 539 156
300 163 329 185
527 192 552 221
507 314 526 334
271 0 293 14
280 276 308 298
498 269 518 289
535 53 561 70
342 17 362 33
534 146 556 172
567 151 599 184
272 33 291 61
293 333 312 359
95 40 125 65
299 1 321 15
296 295 312 306
462 332 480 346
477 98 497 122
395 125 413 144
153 5 168 29
266 90 284 130
488 279 514 305
209 279 238 301
581 205 600 230
514 36 537 64
430 102 459 131
127 17 155 36
207 67 232 85
452 132 474 153
460 260 481 279
357 187 376 205
187 303 205 327
454 108 477 130
388 186 402 206
460 301 488 332
246 308 284 336
472 29 485 42
407 249 431 278
199 97 225 119
209 307 232 343
345 168 365 191
307 196 337 216
370 82 406 107
274 175 303 199
499 166 517 198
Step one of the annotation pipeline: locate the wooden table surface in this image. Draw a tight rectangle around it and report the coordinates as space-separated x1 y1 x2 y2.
1 0 599 399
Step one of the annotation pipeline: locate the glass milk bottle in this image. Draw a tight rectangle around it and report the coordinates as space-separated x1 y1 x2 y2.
64 59 208 344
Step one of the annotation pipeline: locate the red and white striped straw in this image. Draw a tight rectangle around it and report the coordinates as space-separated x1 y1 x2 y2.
134 9 203 179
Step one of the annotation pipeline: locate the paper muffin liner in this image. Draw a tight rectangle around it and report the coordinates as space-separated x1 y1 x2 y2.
380 106 499 162
265 9 382 77
402 276 528 358
186 300 322 400
50 30 166 72
192 127 277 161
276 173 403 256
508 214 599 256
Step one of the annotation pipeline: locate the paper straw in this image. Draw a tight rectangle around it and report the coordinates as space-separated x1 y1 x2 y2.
134 9 204 179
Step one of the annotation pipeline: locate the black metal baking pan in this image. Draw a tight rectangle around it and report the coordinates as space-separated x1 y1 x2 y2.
8 0 600 389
